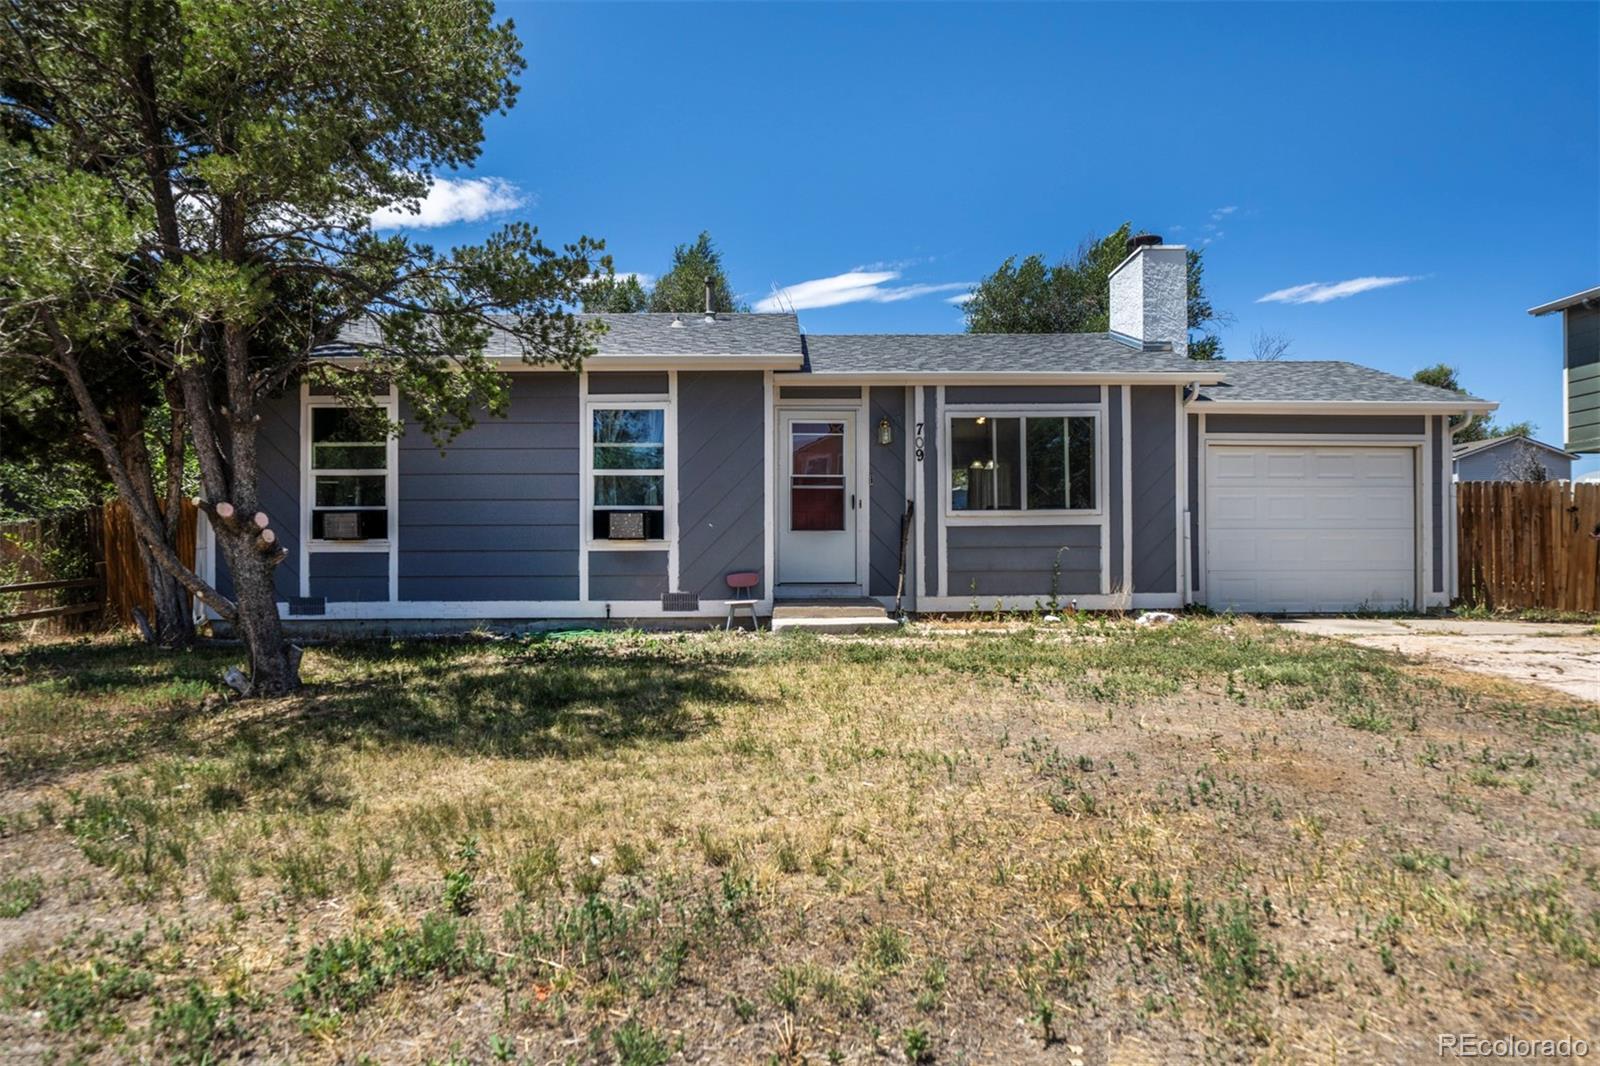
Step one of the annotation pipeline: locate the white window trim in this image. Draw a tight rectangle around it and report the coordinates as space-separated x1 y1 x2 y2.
581 394 676 553
941 404 1105 524
300 384 399 554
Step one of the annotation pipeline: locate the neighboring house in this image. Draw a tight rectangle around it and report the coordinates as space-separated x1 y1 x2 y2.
201 237 1495 620
1452 435 1576 482
1528 285 1600 453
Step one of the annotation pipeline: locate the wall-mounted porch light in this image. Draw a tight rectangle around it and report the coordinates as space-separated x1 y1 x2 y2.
877 416 893 446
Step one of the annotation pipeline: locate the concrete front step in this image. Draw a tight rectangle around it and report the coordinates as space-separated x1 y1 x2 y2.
769 597 901 634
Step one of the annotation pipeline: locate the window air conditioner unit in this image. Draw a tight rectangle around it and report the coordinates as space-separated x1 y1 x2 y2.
322 513 363 540
607 511 646 540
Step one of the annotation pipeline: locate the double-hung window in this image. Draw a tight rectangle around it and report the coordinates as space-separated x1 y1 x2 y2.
949 413 1098 513
309 406 392 541
590 406 667 540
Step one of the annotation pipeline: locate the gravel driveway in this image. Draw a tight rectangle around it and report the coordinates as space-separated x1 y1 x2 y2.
1278 617 1600 702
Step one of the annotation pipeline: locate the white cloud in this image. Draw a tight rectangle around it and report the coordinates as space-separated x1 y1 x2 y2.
1256 275 1422 305
754 270 973 312
855 256 932 272
945 292 976 306
370 176 526 230
1211 205 1238 221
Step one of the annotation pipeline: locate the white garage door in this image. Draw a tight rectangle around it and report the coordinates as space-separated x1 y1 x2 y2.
1204 445 1416 613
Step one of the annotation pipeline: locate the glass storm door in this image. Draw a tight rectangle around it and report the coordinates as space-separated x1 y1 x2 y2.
777 413 857 584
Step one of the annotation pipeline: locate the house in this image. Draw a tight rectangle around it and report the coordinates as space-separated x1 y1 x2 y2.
200 236 1495 621
1528 284 1600 453
1452 434 1576 482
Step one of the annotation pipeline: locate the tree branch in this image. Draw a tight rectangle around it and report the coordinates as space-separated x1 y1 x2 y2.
41 314 237 620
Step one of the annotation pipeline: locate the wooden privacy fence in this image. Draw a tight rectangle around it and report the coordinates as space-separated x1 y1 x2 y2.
0 500 198 631
101 499 199 627
1457 481 1600 612
0 509 105 630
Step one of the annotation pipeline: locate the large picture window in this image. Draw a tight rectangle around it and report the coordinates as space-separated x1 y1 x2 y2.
590 406 666 540
950 413 1097 513
310 406 391 540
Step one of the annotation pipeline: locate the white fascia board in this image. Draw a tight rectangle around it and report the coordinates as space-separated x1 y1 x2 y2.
1194 400 1498 415
777 371 1227 386
1527 285 1600 316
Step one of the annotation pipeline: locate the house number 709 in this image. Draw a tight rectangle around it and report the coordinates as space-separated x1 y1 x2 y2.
914 422 925 462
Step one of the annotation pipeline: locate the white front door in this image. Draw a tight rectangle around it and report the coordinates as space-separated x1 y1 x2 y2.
1204 444 1417 612
777 412 858 584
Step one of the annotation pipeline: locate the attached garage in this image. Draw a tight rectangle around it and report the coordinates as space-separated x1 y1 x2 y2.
1203 444 1418 613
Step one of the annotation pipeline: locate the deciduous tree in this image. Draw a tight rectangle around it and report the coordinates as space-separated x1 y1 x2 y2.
963 223 1226 359
1411 364 1531 443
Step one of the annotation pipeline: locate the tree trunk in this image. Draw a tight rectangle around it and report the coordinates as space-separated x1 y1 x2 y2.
112 396 194 649
136 539 194 646
214 521 300 695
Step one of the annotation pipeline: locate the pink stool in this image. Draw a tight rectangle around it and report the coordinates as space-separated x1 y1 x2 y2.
724 571 760 631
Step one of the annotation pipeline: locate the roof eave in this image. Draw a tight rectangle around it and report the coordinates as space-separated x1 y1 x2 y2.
1527 285 1600 316
1454 436 1579 461
1196 400 1498 415
311 352 807 371
560 353 804 370
788 370 1226 385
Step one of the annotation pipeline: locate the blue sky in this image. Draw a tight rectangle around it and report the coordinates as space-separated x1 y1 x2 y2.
385 2 1599 473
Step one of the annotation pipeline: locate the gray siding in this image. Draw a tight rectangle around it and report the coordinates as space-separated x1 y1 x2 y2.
216 387 301 602
1130 387 1177 594
588 372 668 395
1204 414 1426 435
778 385 861 400
1568 307 1600 450
1568 305 1600 370
944 385 1100 405
922 386 939 595
308 551 387 601
397 373 579 601
1454 442 1574 482
1107 386 1124 591
868 387 908 597
677 371 766 600
947 524 1100 598
589 550 668 600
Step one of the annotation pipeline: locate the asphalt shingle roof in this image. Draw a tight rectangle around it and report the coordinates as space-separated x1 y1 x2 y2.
798 333 1202 375
326 317 1490 409
335 313 803 358
1192 361 1487 406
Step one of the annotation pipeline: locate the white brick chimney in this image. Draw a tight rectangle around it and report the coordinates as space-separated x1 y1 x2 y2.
1108 234 1188 356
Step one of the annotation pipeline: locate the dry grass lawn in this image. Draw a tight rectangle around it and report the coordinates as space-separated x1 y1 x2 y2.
1 617 1597 1064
